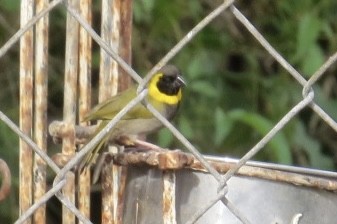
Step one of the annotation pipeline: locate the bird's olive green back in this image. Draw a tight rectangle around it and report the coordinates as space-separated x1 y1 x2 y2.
83 86 168 121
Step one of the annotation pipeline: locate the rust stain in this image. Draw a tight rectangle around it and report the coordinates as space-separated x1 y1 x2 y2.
101 163 114 224
110 150 337 192
116 167 127 224
33 0 49 222
118 0 132 91
78 0 93 221
62 173 76 224
99 0 122 100
62 0 80 223
112 150 194 169
158 150 194 169
19 0 34 220
99 1 124 224
48 121 96 145
162 171 176 224
51 153 73 168
78 170 91 221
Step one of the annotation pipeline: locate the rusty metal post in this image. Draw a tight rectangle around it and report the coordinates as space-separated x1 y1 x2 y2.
62 0 80 223
99 0 121 223
19 0 34 223
78 0 92 221
163 171 177 224
116 167 127 224
99 0 119 101
118 0 133 91
33 0 49 223
116 2 133 222
101 160 114 223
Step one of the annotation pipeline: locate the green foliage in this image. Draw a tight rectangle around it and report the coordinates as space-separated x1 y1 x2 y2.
294 12 325 76
213 107 232 146
132 0 337 169
1 0 20 11
227 110 292 164
290 120 334 170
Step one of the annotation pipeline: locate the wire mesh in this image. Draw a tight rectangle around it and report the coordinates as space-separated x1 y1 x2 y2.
0 0 336 223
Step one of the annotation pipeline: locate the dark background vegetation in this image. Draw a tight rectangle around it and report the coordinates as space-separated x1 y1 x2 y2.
1 0 337 222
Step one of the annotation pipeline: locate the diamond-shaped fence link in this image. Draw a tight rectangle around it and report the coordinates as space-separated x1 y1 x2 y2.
0 0 337 223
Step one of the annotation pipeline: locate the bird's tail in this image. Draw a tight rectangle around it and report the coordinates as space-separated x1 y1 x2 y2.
78 121 110 173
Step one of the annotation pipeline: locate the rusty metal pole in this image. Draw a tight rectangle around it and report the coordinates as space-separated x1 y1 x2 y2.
62 0 80 223
163 171 177 224
19 0 34 223
99 0 119 101
116 1 133 223
99 0 133 223
33 0 49 223
101 162 115 223
78 0 92 221
99 0 120 223
118 0 133 91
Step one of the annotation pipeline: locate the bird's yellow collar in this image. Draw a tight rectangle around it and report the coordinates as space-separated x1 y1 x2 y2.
148 73 182 105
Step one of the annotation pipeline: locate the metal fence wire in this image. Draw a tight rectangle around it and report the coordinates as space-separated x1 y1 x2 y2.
0 0 337 223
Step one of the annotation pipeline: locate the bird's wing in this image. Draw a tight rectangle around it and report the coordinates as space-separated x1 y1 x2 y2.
83 87 154 121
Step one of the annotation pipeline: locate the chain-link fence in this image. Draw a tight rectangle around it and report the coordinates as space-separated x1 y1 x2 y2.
1 0 337 223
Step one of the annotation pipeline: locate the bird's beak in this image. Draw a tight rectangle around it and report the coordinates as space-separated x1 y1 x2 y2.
177 75 186 86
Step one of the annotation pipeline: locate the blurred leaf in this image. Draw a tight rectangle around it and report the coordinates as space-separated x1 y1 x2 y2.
295 13 321 61
143 0 155 12
214 107 233 146
133 0 155 23
157 128 174 148
313 86 337 121
187 55 206 80
190 80 217 98
291 120 334 170
302 44 324 76
185 50 219 80
228 110 292 164
2 0 20 11
294 12 325 77
178 116 194 139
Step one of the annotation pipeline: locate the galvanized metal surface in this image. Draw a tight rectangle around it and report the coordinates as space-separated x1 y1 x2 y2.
123 166 337 224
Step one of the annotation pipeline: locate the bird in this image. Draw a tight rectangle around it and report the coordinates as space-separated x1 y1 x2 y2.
79 65 185 172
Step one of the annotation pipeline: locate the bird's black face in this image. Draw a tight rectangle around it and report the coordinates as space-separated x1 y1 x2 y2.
156 65 185 96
